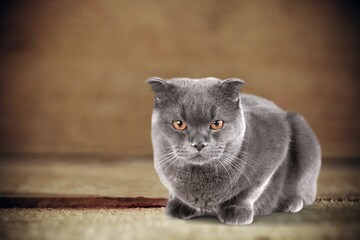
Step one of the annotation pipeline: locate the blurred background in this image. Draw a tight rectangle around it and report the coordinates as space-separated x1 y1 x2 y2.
0 0 359 159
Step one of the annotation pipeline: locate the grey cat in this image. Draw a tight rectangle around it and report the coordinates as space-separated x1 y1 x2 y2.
147 77 321 225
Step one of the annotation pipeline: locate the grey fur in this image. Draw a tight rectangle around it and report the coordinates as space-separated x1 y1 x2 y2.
147 77 321 225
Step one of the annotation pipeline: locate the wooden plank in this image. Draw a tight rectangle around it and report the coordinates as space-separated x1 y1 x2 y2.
0 196 167 208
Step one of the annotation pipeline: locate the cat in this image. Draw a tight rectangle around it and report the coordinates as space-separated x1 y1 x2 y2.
147 77 321 225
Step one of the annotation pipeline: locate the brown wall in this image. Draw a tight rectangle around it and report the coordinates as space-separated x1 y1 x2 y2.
0 0 359 158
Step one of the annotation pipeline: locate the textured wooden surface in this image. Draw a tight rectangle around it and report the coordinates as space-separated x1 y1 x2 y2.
0 196 167 209
0 156 359 200
1 1 359 158
0 156 359 239
0 200 359 240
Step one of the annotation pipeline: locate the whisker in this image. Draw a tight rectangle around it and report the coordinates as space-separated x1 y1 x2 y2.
217 157 231 182
224 150 257 165
159 151 176 159
223 152 256 172
220 157 241 185
162 156 179 176
158 156 177 167
238 151 256 160
222 155 252 186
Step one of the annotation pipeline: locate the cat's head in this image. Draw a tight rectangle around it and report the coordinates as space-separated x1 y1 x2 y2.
147 77 246 165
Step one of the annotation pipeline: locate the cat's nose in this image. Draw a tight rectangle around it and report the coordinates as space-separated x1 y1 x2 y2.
191 142 208 151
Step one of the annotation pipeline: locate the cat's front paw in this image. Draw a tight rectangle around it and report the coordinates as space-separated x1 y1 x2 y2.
218 205 254 225
166 199 198 220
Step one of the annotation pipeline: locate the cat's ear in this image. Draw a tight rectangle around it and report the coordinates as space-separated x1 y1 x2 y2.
146 77 174 106
146 77 172 94
222 78 246 91
221 78 246 100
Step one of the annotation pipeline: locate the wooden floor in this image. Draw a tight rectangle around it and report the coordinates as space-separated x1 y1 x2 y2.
0 155 359 239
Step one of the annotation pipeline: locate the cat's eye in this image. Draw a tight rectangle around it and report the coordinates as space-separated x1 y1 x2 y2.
172 120 187 131
210 120 224 130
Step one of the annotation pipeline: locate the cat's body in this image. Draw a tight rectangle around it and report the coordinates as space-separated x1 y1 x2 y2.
147 77 321 225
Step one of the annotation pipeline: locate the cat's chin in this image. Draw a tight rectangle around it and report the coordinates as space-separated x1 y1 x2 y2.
187 154 215 165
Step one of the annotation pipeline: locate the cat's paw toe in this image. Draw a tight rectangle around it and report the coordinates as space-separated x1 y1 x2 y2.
166 200 197 220
218 205 254 225
282 196 304 213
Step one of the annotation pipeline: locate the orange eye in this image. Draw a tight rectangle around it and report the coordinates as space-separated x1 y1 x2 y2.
210 120 224 130
172 120 187 131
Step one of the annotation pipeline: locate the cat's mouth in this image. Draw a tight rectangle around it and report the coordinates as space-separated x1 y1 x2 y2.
188 153 213 165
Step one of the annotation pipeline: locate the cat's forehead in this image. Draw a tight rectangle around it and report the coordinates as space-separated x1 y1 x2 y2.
166 78 235 122
167 77 221 87
170 77 219 100
167 77 221 98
